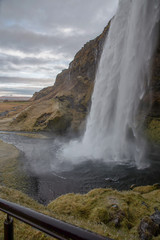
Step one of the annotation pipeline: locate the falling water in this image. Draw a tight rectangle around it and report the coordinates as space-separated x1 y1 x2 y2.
60 0 160 168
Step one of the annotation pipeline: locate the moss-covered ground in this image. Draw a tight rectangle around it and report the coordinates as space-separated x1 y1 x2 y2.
0 185 160 240
48 185 160 240
146 118 160 144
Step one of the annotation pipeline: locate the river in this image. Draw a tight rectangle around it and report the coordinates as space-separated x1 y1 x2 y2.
0 131 160 205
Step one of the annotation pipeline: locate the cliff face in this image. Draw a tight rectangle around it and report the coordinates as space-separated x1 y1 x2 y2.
146 36 160 143
9 23 110 133
31 23 110 103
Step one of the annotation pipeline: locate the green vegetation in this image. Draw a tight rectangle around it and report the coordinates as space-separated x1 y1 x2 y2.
48 186 160 240
1 140 160 239
0 140 30 192
0 184 160 240
146 118 160 143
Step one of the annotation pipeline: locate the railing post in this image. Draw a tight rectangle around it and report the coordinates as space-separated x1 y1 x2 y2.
4 214 14 240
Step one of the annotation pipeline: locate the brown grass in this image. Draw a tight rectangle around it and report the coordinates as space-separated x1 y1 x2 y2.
0 101 30 117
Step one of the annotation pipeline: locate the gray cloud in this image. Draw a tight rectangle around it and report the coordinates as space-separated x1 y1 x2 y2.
0 26 88 56
0 0 119 96
0 76 54 97
0 54 51 65
0 53 65 67
0 77 54 85
0 88 38 97
0 0 118 31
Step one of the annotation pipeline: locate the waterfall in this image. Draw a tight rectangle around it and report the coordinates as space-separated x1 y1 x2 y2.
59 0 160 168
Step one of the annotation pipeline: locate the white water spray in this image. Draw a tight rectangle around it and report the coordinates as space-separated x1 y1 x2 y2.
59 0 160 168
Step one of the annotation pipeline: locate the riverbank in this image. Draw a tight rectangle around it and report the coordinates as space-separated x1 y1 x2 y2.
0 140 160 239
0 139 19 187
0 139 31 192
0 184 160 240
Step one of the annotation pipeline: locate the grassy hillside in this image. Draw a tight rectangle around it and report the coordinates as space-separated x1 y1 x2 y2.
0 185 160 240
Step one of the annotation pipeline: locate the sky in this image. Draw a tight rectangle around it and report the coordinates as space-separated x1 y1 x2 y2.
0 0 119 97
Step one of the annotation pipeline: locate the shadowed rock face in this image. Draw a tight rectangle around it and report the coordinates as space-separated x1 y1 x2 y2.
9 23 110 134
145 36 160 143
150 38 160 117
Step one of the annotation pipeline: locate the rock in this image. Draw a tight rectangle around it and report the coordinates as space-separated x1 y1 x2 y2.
130 184 136 190
139 212 160 240
113 217 121 228
0 111 9 117
109 205 126 228
133 185 160 194
151 209 160 225
153 183 160 189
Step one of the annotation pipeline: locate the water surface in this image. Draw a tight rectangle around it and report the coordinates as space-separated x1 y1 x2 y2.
0 131 160 205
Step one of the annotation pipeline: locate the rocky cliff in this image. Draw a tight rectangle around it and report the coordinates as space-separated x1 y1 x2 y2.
8 23 110 133
145 35 160 143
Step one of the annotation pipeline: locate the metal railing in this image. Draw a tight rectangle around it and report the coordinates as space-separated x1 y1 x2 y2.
0 198 113 240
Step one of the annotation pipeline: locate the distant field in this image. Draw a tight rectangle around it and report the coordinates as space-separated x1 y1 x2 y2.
0 101 30 118
0 96 30 101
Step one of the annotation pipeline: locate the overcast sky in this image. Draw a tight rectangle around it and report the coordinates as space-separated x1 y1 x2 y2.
0 0 119 97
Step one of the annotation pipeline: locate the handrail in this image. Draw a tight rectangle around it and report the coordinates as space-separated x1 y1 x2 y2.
0 198 113 240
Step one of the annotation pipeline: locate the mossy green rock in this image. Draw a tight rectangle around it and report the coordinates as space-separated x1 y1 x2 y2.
0 184 160 239
48 186 160 240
